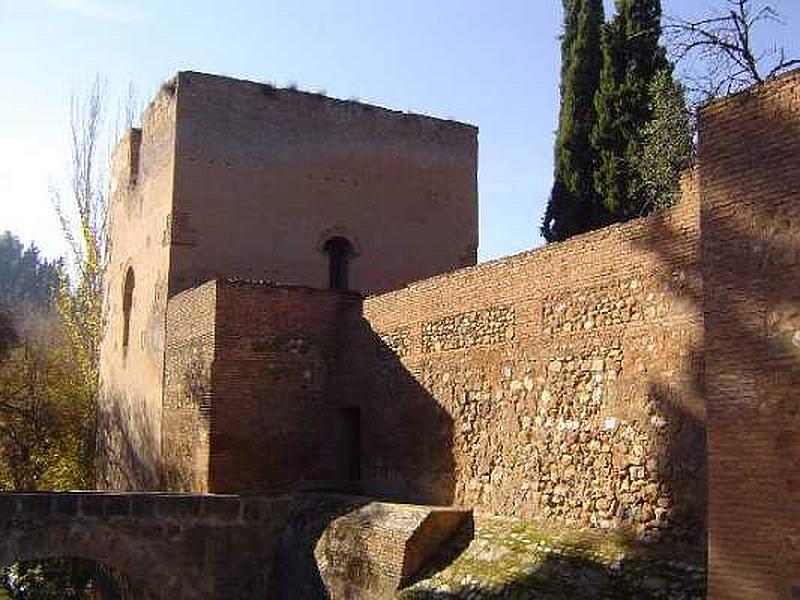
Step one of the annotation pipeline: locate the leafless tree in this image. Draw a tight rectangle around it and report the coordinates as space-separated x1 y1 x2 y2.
666 0 800 102
51 75 109 380
51 76 140 380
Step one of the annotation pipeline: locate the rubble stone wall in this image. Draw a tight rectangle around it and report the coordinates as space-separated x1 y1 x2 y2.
344 176 705 550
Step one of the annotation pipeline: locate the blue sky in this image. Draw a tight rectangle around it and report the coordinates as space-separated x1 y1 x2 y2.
1 0 798 262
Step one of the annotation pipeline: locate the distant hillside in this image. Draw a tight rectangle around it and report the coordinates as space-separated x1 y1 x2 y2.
0 231 59 314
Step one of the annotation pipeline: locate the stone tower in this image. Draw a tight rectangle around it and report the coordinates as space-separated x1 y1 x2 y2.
97 71 478 489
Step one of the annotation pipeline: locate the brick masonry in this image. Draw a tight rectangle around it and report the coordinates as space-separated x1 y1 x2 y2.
169 72 478 296
98 70 800 598
163 280 364 494
314 502 471 598
699 72 800 598
98 70 478 491
0 491 294 598
346 175 704 551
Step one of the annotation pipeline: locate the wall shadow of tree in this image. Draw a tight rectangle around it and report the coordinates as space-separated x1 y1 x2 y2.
306 233 713 598
95 389 183 491
624 77 800 595
397 378 707 599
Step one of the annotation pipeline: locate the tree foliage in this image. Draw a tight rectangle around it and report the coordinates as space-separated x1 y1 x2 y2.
0 233 59 314
2 558 110 599
542 0 605 242
635 68 695 212
0 331 95 491
592 0 670 220
0 76 116 598
542 0 694 241
0 234 94 491
0 310 16 362
52 76 108 387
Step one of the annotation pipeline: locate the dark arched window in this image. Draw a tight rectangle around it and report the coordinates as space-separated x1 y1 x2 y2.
323 237 353 291
122 267 135 354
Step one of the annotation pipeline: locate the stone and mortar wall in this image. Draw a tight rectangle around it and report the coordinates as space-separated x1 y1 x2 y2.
699 70 800 598
341 177 705 551
0 491 297 599
162 280 217 492
97 86 177 490
168 71 478 296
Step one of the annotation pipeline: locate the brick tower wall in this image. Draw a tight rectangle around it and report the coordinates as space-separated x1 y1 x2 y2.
97 87 177 490
699 70 800 599
163 280 362 493
167 71 478 296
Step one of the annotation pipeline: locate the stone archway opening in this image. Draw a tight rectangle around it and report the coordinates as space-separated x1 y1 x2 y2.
322 236 355 291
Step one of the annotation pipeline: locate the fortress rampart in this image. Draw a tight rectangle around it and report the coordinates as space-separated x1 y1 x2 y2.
100 69 800 598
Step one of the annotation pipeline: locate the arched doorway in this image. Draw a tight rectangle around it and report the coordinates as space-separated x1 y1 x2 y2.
322 237 354 291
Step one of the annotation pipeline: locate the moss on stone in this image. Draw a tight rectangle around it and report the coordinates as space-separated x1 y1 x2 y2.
400 516 705 599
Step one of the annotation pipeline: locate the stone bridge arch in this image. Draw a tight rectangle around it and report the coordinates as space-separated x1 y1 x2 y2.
0 492 294 599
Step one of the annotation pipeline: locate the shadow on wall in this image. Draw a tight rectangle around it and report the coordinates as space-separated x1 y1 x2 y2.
268 313 458 599
332 277 710 596
629 81 800 598
315 213 710 597
395 379 707 599
95 391 181 491
268 495 371 599
334 313 457 506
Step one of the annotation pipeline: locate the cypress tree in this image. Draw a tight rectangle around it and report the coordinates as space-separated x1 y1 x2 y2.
592 0 668 221
636 67 694 213
541 0 605 242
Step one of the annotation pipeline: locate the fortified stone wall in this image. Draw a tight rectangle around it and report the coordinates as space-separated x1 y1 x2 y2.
99 71 479 493
99 68 800 597
163 280 362 493
341 176 705 550
700 70 800 599
168 71 478 295
97 87 177 490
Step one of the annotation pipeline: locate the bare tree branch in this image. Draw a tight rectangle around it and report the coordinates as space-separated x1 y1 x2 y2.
665 0 799 103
